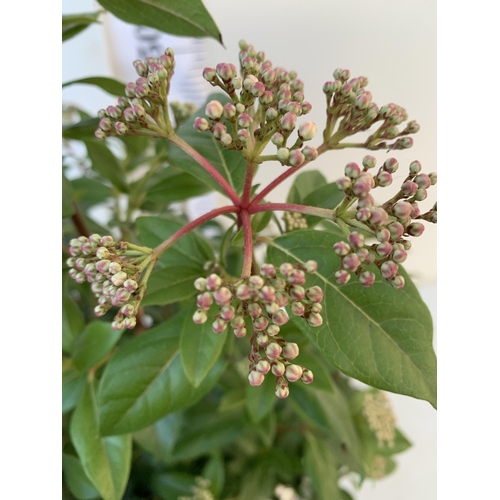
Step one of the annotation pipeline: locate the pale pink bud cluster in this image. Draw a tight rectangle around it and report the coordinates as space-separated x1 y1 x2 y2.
192 261 321 397
95 48 177 140
323 70 419 151
67 234 151 330
194 40 318 166
332 157 437 289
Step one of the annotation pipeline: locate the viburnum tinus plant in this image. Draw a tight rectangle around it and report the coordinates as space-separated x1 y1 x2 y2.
62 3 436 500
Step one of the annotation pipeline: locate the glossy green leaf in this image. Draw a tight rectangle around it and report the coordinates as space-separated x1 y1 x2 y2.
62 11 102 41
302 182 345 226
169 94 246 195
72 177 113 207
266 230 437 407
202 454 225 497
83 140 129 193
286 170 327 204
63 359 87 413
180 305 227 387
62 454 100 500
170 410 245 461
62 282 85 354
72 321 123 372
63 118 100 141
98 311 227 435
63 77 126 97
70 382 132 500
304 432 341 500
290 384 362 470
239 466 275 500
137 215 214 268
63 173 75 217
145 171 211 204
245 372 276 423
97 0 222 43
151 472 195 499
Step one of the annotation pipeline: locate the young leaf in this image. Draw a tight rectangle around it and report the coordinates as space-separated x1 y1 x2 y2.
62 278 85 354
266 230 437 408
70 381 132 500
304 432 341 500
98 311 227 435
245 373 276 423
286 170 327 204
63 77 126 97
168 94 246 195
96 0 222 43
62 454 100 500
202 454 225 497
180 304 227 388
62 11 102 41
63 359 87 414
137 215 214 268
144 171 211 205
63 118 100 141
71 321 123 373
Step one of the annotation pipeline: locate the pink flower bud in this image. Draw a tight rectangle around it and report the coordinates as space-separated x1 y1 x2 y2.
267 325 280 336
272 309 289 326
369 207 389 226
282 342 299 360
407 222 425 237
390 274 405 289
388 222 405 240
248 370 265 387
291 301 305 316
380 261 399 279
335 269 351 285
231 315 245 329
112 289 131 307
289 150 305 167
345 162 361 179
392 247 408 263
277 148 290 162
212 318 227 334
383 158 399 173
237 113 253 128
123 279 138 292
236 283 251 300
248 303 262 318
249 275 264 289
358 193 374 209
206 274 222 291
205 100 224 120
306 313 323 327
362 155 377 169
259 264 276 279
108 262 122 274
280 112 297 131
356 207 372 222
194 277 207 292
311 303 322 314
358 271 375 287
376 171 393 187
214 286 232 306
203 67 217 82
376 242 393 256
212 122 227 139
259 285 276 303
234 327 247 338
111 271 128 287
256 332 269 347
414 173 431 189
197 292 213 310
220 305 235 322
288 269 306 285
100 236 114 247
123 317 137 330
409 160 422 175
279 263 294 277
237 129 249 142
301 368 314 384
306 286 323 303
336 177 352 191
256 359 271 375
285 364 303 382
94 304 110 317
271 360 286 376
115 122 128 135
273 292 288 308
333 241 351 256
290 285 306 301
194 117 210 132
302 146 318 161
348 232 365 248
254 316 269 332
266 342 283 360
376 228 391 243
298 121 317 141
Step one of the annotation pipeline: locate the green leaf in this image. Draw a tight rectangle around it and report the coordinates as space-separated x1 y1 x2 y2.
62 11 102 41
63 118 100 141
302 182 345 226
266 230 437 407
62 454 100 500
304 432 341 500
72 321 123 372
63 173 75 217
180 304 227 387
72 177 113 207
170 410 245 461
98 311 227 435
63 77 126 97
286 170 327 204
70 381 132 500
290 384 362 471
202 454 225 497
151 472 195 500
145 171 212 204
245 372 276 423
239 466 275 500
62 280 85 354
97 0 222 42
83 140 129 193
169 94 246 195
137 215 214 268
63 359 87 414
142 266 199 306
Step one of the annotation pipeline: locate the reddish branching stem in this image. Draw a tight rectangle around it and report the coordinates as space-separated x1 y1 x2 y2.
241 209 253 278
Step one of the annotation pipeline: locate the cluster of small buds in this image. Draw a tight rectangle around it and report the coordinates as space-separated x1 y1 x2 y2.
283 211 308 231
192 261 323 398
333 156 437 288
94 48 176 140
169 100 197 128
323 69 419 150
362 391 397 448
66 234 152 330
194 40 318 167
178 477 214 500
368 455 388 480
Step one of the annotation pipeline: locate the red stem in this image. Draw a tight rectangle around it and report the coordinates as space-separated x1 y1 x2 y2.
168 134 241 206
241 161 255 208
248 203 332 218
154 205 240 256
240 210 253 277
250 143 328 206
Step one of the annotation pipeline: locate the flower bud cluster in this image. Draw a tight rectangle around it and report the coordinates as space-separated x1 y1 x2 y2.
283 211 308 231
362 391 397 448
195 41 318 167
323 70 419 150
94 48 176 140
169 100 197 128
333 156 437 288
192 261 322 397
66 234 152 330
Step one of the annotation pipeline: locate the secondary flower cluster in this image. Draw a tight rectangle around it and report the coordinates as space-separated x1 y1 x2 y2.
323 69 419 150
333 156 437 288
94 48 176 140
192 261 323 398
283 211 308 231
194 40 318 167
66 235 152 330
362 391 397 448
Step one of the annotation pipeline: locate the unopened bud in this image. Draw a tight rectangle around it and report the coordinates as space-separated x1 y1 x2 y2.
266 342 283 360
256 359 271 375
111 271 128 287
407 222 425 237
345 162 361 179
362 155 377 169
285 364 303 382
282 342 299 360
298 121 317 141
212 318 227 334
254 316 269 332
214 286 232 306
333 241 351 256
306 286 323 303
206 274 222 291
248 370 265 387
291 301 305 316
335 269 351 285
277 148 290 162
390 274 405 289
248 303 262 318
271 360 286 376
267 324 280 336
275 384 289 399
306 312 323 327
272 309 289 326
249 275 264 289
359 271 376 287
301 368 314 384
